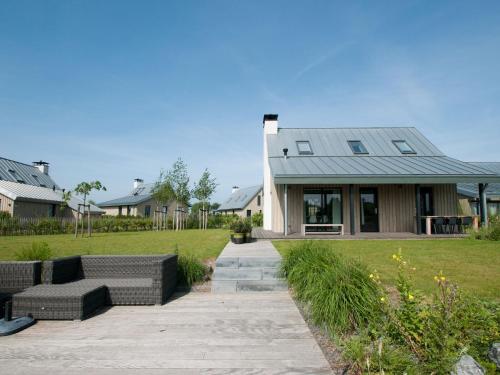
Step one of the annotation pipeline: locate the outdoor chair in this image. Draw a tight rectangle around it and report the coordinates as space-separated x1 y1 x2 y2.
446 217 458 234
12 254 177 320
433 217 445 234
459 216 473 233
0 261 41 316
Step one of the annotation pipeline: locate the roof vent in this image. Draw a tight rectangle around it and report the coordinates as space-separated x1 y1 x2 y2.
283 148 288 159
232 186 240 194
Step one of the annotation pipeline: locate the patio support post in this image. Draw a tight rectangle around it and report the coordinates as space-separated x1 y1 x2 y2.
284 184 288 236
479 183 488 227
415 184 422 235
349 184 355 235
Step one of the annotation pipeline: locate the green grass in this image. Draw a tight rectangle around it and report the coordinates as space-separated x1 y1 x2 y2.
0 229 229 261
273 239 500 300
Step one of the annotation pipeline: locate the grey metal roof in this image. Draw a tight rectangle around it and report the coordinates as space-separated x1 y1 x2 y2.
0 180 103 213
267 127 500 184
217 185 262 211
457 162 500 199
97 183 155 207
0 157 59 189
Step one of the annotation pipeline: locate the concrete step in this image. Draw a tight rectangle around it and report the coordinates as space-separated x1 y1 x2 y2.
212 280 288 293
213 267 281 281
216 257 282 268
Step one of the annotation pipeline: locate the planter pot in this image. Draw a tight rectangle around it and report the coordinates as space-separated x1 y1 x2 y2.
230 233 245 244
245 233 253 243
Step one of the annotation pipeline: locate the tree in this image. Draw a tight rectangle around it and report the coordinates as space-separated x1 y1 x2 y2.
152 158 191 231
73 181 106 237
151 170 175 230
192 169 218 230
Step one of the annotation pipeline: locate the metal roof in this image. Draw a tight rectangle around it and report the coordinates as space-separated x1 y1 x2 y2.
217 185 262 211
267 127 500 184
457 162 500 199
0 157 59 189
0 180 103 213
97 183 155 207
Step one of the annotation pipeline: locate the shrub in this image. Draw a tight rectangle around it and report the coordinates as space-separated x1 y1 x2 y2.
280 241 384 333
15 241 53 261
251 212 263 227
230 218 252 233
470 218 500 241
174 246 209 287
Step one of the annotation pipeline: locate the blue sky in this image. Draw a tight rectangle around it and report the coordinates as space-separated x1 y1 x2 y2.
1 1 500 203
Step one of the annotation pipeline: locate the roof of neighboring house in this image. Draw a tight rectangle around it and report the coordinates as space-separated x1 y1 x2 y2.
457 162 500 199
0 180 104 213
0 157 59 188
217 185 262 211
97 183 155 207
267 127 500 184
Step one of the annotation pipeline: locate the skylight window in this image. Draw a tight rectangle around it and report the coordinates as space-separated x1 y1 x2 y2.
348 140 368 154
296 141 313 155
393 140 416 154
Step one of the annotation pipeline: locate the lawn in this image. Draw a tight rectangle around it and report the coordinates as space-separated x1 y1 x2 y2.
273 239 500 300
0 229 230 261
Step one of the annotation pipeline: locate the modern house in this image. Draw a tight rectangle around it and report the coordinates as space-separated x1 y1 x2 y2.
261 114 500 236
97 179 180 218
458 162 500 217
217 185 263 217
0 157 103 218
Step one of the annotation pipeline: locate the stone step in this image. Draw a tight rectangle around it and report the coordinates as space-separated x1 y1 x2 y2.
212 280 288 293
216 257 282 268
212 267 281 281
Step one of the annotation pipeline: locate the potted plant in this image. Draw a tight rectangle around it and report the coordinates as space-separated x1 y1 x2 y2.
229 218 253 244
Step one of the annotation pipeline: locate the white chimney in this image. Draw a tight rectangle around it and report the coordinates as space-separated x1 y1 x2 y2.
32 160 49 175
262 114 278 230
133 178 144 189
232 186 240 194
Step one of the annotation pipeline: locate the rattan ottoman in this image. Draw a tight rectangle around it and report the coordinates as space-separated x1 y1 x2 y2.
12 283 106 320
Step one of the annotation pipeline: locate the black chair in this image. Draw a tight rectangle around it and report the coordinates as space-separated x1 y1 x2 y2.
433 217 445 234
447 217 458 234
459 216 473 233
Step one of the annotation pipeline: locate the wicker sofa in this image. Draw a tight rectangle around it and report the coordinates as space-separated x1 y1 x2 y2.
0 261 41 316
12 254 177 320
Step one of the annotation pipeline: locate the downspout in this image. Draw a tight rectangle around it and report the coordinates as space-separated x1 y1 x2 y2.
349 184 355 235
284 184 288 236
479 183 489 227
415 184 422 235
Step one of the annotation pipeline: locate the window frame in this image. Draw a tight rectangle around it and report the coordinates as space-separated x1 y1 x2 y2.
392 140 416 154
347 140 369 154
296 141 313 155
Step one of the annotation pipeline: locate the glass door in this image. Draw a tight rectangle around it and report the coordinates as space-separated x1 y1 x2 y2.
420 187 434 233
360 188 379 232
304 188 342 232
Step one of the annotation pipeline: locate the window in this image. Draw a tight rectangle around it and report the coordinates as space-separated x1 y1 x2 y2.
393 140 416 154
257 195 261 206
304 188 342 228
296 141 313 155
144 205 151 217
127 206 131 216
246 210 251 217
348 140 368 154
118 206 123 216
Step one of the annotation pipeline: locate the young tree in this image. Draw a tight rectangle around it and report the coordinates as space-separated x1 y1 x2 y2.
192 169 218 230
74 181 106 237
151 170 175 230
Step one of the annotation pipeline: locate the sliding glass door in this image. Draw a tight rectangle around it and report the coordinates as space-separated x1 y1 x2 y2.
304 189 342 231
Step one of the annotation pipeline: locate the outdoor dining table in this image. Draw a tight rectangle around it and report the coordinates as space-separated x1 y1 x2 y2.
421 215 479 235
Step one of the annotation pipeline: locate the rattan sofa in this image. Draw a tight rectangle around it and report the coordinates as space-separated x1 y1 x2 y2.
0 261 41 316
12 254 177 320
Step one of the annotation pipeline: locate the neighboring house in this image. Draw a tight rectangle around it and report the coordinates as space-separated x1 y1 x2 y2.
217 185 263 218
261 114 500 235
458 162 500 217
0 157 103 218
97 179 180 218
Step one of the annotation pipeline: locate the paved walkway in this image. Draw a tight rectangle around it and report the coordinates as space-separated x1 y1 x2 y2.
212 240 287 293
0 292 332 374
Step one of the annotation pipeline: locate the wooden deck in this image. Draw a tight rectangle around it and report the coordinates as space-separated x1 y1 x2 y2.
252 227 468 240
0 292 332 374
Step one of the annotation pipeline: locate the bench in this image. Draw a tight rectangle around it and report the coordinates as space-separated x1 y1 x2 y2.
302 224 344 236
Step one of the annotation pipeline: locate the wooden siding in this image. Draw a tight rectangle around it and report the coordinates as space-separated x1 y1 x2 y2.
0 193 14 215
271 183 459 234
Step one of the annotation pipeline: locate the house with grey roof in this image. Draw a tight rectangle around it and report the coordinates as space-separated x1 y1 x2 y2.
217 185 263 218
0 157 103 218
458 162 500 217
97 179 181 218
261 114 500 236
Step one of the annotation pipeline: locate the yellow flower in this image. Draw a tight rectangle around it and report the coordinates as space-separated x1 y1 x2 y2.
434 276 439 282
440 276 446 281
408 294 414 301
369 274 374 279
380 297 386 302
392 254 397 260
